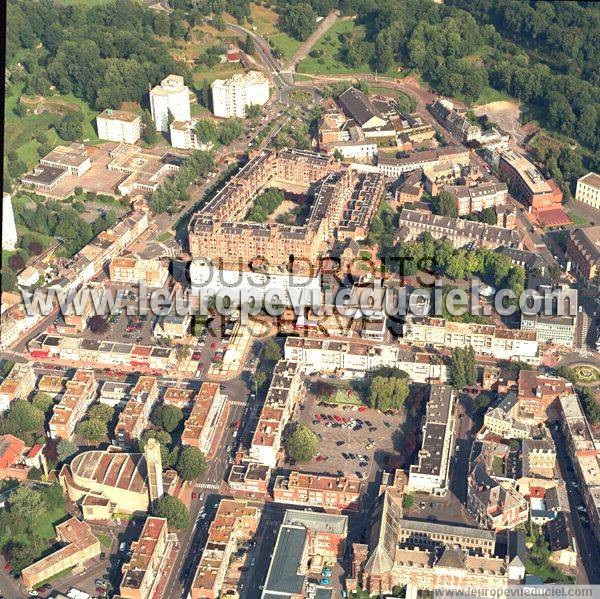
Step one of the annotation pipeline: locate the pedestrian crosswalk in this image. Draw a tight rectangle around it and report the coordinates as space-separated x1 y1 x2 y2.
229 400 247 407
195 482 220 490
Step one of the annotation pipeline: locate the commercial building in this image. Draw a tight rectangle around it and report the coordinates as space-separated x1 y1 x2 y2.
118 517 169 599
559 394 600 543
29 333 177 372
273 472 362 511
567 225 600 288
96 109 142 144
115 377 159 447
352 474 517 595
181 383 229 459
249 361 302 467
21 143 91 192
396 208 522 250
0 362 35 411
377 145 470 177
49 369 98 440
21 518 101 590
402 317 539 363
284 337 449 383
575 172 600 209
190 499 261 599
408 384 455 495
109 255 169 287
150 74 191 132
498 150 562 209
211 70 270 118
520 313 576 348
261 510 348 599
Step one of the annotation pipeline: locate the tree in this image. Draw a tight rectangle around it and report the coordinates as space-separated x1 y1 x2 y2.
1 269 17 292
155 494 190 530
284 424 318 462
262 339 282 363
75 418 107 442
151 404 183 433
246 104 263 120
194 119 218 144
9 487 46 522
367 376 410 411
10 400 45 433
42 484 65 510
434 191 459 217
176 445 207 481
479 207 497 225
142 110 159 146
31 392 54 414
57 438 78 462
402 493 415 509
88 315 109 335
8 253 26 271
8 541 39 572
449 346 477 389
279 4 318 42
87 403 114 423
139 429 176 467
56 113 83 141
218 118 244 144
28 240 44 255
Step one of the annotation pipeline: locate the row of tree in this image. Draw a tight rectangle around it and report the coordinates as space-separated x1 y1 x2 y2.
380 231 525 301
149 149 215 213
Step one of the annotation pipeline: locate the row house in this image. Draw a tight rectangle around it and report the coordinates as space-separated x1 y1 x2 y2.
273 472 362 511
190 499 261 599
49 369 97 440
0 362 35 411
181 383 229 459
114 377 159 448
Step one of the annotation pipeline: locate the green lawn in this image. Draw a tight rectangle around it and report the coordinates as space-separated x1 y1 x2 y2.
38 507 70 540
158 231 174 243
5 83 100 170
270 33 303 62
297 19 400 77
96 533 112 549
567 211 588 226
474 86 512 106
33 566 74 590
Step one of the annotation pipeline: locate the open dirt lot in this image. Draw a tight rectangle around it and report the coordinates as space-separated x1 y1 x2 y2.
473 100 525 144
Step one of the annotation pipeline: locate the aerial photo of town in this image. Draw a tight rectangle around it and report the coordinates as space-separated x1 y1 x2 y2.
2 1 600 598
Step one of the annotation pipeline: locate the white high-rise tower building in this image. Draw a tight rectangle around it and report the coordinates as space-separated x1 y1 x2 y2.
150 74 191 132
211 71 270 118
2 192 18 251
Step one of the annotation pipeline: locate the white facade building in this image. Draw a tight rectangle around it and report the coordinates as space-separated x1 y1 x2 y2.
96 109 142 144
2 192 17 251
170 119 214 151
150 74 191 132
190 260 321 306
575 172 600 210
211 71 270 119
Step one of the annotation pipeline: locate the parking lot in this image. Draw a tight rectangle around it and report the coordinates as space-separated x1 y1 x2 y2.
293 389 405 483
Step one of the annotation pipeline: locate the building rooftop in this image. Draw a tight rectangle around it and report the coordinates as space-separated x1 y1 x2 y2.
98 109 140 123
579 172 600 190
